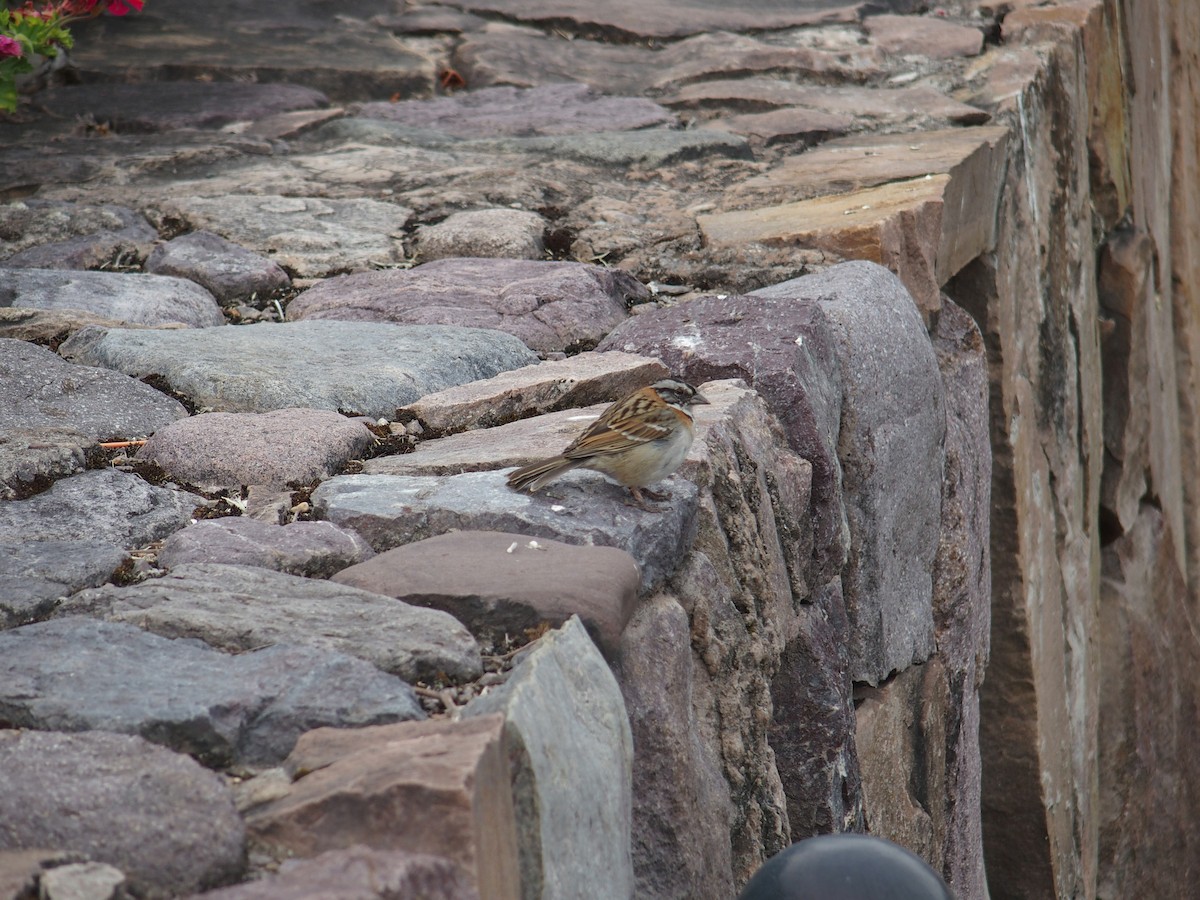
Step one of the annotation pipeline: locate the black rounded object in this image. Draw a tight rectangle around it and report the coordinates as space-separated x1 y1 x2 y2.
737 834 956 900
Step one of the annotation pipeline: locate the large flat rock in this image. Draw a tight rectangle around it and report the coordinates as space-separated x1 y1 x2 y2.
61 562 482 683
0 617 425 767
59 320 538 417
0 540 129 628
0 730 245 896
0 268 225 328
313 469 697 595
0 200 156 269
145 230 291 307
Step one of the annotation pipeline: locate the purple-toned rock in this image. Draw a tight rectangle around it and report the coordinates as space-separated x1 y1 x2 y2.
61 562 481 683
333 531 640 656
864 14 985 60
0 268 225 328
416 208 546 261
39 82 328 132
287 258 644 355
0 200 156 269
145 231 291 306
355 83 672 137
137 408 374 489
158 517 374 578
0 730 245 895
193 847 479 900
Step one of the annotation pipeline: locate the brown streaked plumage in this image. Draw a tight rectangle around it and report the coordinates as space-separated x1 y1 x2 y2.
506 378 709 509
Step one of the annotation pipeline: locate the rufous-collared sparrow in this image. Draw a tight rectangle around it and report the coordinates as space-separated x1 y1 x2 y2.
506 378 709 510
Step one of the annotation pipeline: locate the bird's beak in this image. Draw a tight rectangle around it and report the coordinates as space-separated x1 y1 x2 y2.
692 391 711 405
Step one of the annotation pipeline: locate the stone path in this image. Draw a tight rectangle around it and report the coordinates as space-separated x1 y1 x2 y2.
0 1 1162 898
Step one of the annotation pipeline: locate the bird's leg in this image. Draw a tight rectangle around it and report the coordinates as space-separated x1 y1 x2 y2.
639 486 669 502
625 486 662 512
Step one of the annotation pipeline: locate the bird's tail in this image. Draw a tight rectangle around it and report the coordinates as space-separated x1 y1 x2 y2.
506 456 581 492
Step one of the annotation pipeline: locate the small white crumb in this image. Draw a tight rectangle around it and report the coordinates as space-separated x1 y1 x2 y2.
526 540 547 550
794 335 804 347
716 294 728 300
550 504 566 513
506 541 519 554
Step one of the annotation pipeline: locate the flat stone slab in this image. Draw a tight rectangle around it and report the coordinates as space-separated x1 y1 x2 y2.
0 540 129 627
137 408 375 489
463 616 635 897
0 730 245 896
333 531 640 655
246 715 521 899
158 517 374 579
416 208 546 261
0 617 425 767
313 468 697 595
476 128 753 168
0 200 156 269
61 562 482 683
0 269 225 328
355 83 672 137
194 847 478 900
287 258 643 355
864 13 985 59
0 469 201 548
145 230 291 306
39 82 329 133
158 195 413 277
397 350 667 437
0 426 87 501
59 320 538 417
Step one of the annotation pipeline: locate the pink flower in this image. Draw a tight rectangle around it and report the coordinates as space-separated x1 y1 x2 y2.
106 0 144 14
0 36 23 58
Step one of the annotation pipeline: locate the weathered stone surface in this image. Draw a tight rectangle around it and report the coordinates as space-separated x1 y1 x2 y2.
0 308 138 348
246 715 521 900
598 285 847 586
145 231 291 306
314 469 696 595
0 730 245 895
707 107 853 147
334 531 639 656
157 517 374 578
464 616 634 899
0 851 75 900
0 427 86 502
614 595 736 900
287 258 642 355
61 562 481 683
37 861 127 900
0 268 224 328
0 469 200 548
478 128 752 169
397 351 668 437
416 208 546 261
137 408 374 489
864 14 984 59
40 82 328 133
59 320 538 417
0 617 425 767
68 0 433 101
355 82 671 137
157 195 413 277
1097 505 1200 899
193 847 479 900
0 540 129 626
759 262 945 684
0 200 156 269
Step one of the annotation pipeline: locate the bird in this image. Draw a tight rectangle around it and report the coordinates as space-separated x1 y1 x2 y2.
506 377 709 510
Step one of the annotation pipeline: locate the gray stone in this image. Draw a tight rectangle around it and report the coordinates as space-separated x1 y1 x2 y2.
0 730 245 895
354 83 672 137
416 208 546 261
59 320 538 417
158 517 374 578
193 847 479 900
863 14 985 60
0 338 188 443
0 426 87 501
61 562 481 683
333 531 640 656
287 258 643 355
157 195 412 277
759 261 945 683
137 408 375 489
0 617 425 767
40 82 329 133
0 307 134 347
37 861 126 900
464 616 635 899
0 200 156 269
0 540 129 627
0 268 225 328
315 469 696 596
0 469 200 548
474 128 752 168
145 231 291 306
